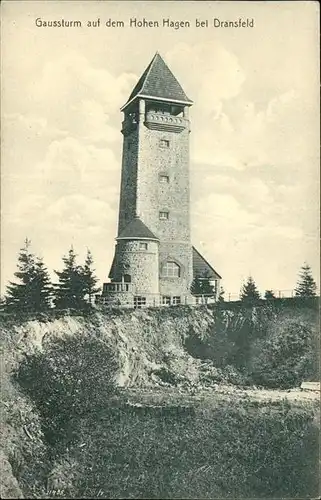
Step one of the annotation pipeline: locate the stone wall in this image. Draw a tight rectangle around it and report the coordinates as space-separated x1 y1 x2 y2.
159 243 193 296
117 127 139 234
136 118 190 243
114 239 159 295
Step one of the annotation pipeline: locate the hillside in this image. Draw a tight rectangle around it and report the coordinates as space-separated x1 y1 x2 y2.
0 303 319 498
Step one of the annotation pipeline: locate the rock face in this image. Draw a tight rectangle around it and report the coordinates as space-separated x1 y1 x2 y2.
0 451 24 499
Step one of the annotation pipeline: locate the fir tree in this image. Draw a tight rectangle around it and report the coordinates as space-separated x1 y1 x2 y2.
190 273 215 296
5 238 52 312
54 247 86 309
240 276 261 303
81 249 100 304
294 263 317 297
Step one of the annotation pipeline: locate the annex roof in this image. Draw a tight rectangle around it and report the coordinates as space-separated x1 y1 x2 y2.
117 217 159 241
122 52 193 109
192 246 222 280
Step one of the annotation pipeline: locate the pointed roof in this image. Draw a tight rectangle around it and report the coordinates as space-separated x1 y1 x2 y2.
117 217 159 241
192 247 222 280
122 53 193 110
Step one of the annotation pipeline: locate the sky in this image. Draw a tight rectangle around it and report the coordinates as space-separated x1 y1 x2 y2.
1 0 320 299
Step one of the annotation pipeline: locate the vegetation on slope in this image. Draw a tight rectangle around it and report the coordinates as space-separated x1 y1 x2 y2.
0 303 319 498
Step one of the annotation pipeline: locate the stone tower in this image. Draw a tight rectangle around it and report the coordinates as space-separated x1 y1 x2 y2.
102 53 221 307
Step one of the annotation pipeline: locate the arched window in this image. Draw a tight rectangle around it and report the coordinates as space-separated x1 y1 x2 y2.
162 261 180 278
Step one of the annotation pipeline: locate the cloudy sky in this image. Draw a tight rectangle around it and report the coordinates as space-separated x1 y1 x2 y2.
1 1 319 298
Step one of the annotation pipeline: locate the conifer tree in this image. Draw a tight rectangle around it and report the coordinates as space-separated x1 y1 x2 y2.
190 273 214 296
294 263 317 297
264 290 276 299
5 238 52 312
240 276 261 303
81 249 100 304
54 247 86 309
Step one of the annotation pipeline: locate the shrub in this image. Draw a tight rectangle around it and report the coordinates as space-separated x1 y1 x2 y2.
16 333 118 443
249 319 319 388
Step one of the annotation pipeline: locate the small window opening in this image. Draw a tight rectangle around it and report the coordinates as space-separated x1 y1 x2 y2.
139 242 148 250
159 211 169 220
159 175 169 184
159 139 170 148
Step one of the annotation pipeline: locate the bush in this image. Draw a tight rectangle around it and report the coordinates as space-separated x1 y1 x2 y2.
16 333 119 443
249 319 319 388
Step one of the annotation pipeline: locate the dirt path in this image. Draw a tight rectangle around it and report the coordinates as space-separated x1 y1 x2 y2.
124 384 320 409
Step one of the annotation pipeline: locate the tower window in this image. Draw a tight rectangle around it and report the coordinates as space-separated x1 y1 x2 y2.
162 261 180 278
159 139 170 148
139 242 148 250
159 175 169 184
159 211 169 220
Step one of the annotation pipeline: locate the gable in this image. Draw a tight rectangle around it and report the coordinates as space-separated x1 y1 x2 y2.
192 247 222 280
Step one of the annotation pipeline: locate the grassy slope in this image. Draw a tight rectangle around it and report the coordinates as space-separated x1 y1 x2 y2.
0 304 319 498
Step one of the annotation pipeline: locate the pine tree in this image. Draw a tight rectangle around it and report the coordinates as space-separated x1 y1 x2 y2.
240 276 261 303
81 249 100 304
54 247 86 309
294 263 317 297
30 258 54 311
265 290 276 300
5 238 52 312
190 273 214 296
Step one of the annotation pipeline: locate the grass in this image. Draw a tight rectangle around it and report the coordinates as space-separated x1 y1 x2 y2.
43 398 319 499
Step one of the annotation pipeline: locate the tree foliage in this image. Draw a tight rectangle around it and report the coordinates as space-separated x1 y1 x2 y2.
294 263 317 297
264 290 276 300
81 249 100 303
249 320 318 389
54 247 100 309
240 276 261 303
191 273 215 296
54 247 87 309
17 333 118 442
5 238 52 312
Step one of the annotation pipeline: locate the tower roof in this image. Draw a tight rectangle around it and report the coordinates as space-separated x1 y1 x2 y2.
117 217 159 241
192 247 222 280
122 53 193 110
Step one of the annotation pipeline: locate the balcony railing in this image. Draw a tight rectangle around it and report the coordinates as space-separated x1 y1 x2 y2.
144 112 188 132
96 292 218 308
103 282 132 293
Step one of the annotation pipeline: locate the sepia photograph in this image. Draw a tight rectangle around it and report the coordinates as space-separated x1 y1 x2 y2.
1 1 320 498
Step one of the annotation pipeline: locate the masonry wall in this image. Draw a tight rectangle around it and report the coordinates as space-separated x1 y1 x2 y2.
117 128 139 234
115 239 159 295
136 109 193 294
136 123 190 243
159 243 193 297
